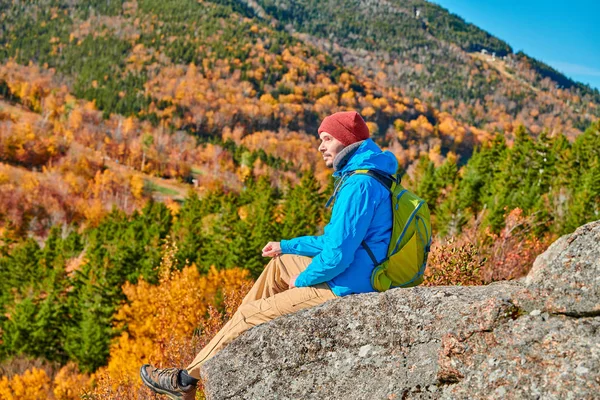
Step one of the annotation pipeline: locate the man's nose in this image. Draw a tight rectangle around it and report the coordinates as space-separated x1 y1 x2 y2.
318 142 326 152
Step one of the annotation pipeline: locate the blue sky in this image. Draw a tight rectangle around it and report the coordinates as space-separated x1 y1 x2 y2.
431 0 600 91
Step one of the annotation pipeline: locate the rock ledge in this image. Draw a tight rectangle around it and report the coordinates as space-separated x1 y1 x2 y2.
201 221 600 399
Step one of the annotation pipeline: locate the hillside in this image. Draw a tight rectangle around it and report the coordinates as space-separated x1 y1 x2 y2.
2 0 598 140
1 0 598 238
247 0 600 135
0 0 477 237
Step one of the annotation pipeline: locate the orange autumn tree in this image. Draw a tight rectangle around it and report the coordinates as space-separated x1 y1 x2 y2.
89 239 253 399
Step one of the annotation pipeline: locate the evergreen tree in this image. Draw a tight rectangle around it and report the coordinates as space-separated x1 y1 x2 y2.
555 122 600 234
200 196 246 273
172 189 206 269
435 156 459 190
413 156 440 210
565 153 600 233
428 156 459 234
551 133 574 186
64 270 113 373
486 126 536 231
571 121 600 178
0 225 84 364
84 201 172 287
239 176 281 278
58 201 173 371
0 238 41 308
281 169 324 239
0 268 70 364
1 297 38 360
456 134 508 214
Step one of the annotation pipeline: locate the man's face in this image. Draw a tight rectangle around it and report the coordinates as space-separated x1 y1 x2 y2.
319 131 346 168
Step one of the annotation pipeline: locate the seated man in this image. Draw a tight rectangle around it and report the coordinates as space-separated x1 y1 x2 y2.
140 111 398 400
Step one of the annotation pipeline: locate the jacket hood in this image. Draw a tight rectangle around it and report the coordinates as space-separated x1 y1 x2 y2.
333 139 398 178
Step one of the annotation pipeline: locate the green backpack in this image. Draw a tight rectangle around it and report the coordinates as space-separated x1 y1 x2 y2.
352 169 432 291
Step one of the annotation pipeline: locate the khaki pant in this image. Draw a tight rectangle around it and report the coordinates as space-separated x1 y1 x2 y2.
186 254 336 378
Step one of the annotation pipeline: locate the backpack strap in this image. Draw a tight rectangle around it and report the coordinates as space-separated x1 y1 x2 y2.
325 169 394 208
353 169 394 192
352 169 396 268
362 239 386 267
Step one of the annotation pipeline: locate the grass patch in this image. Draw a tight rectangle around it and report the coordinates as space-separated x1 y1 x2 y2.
144 180 180 196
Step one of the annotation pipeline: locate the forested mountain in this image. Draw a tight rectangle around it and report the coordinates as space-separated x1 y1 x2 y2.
247 0 599 134
2 0 598 140
0 0 598 398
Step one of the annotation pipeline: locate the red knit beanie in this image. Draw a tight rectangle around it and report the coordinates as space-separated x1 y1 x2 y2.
318 111 370 146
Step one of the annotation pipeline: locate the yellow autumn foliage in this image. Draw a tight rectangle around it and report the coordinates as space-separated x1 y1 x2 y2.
0 244 253 399
438 116 459 137
366 121 379 135
409 115 434 138
129 174 145 200
0 368 52 400
361 106 376 118
340 90 357 107
90 238 253 397
52 363 91 400
0 362 89 400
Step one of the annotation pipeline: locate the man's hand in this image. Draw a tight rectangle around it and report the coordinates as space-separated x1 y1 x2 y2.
262 241 282 257
289 274 298 288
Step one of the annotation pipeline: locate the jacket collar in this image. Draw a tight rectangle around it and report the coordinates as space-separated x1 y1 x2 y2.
332 140 365 172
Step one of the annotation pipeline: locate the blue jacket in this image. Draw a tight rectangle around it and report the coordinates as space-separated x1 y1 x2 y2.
281 139 398 296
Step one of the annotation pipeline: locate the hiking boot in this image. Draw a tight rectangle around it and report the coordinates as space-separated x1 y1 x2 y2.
140 364 197 400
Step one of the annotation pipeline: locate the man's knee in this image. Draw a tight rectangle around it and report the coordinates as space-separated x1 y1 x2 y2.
277 254 296 268
236 301 274 328
266 254 295 275
264 255 284 274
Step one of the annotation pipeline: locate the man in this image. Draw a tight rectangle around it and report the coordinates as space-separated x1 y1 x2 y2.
140 111 398 399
